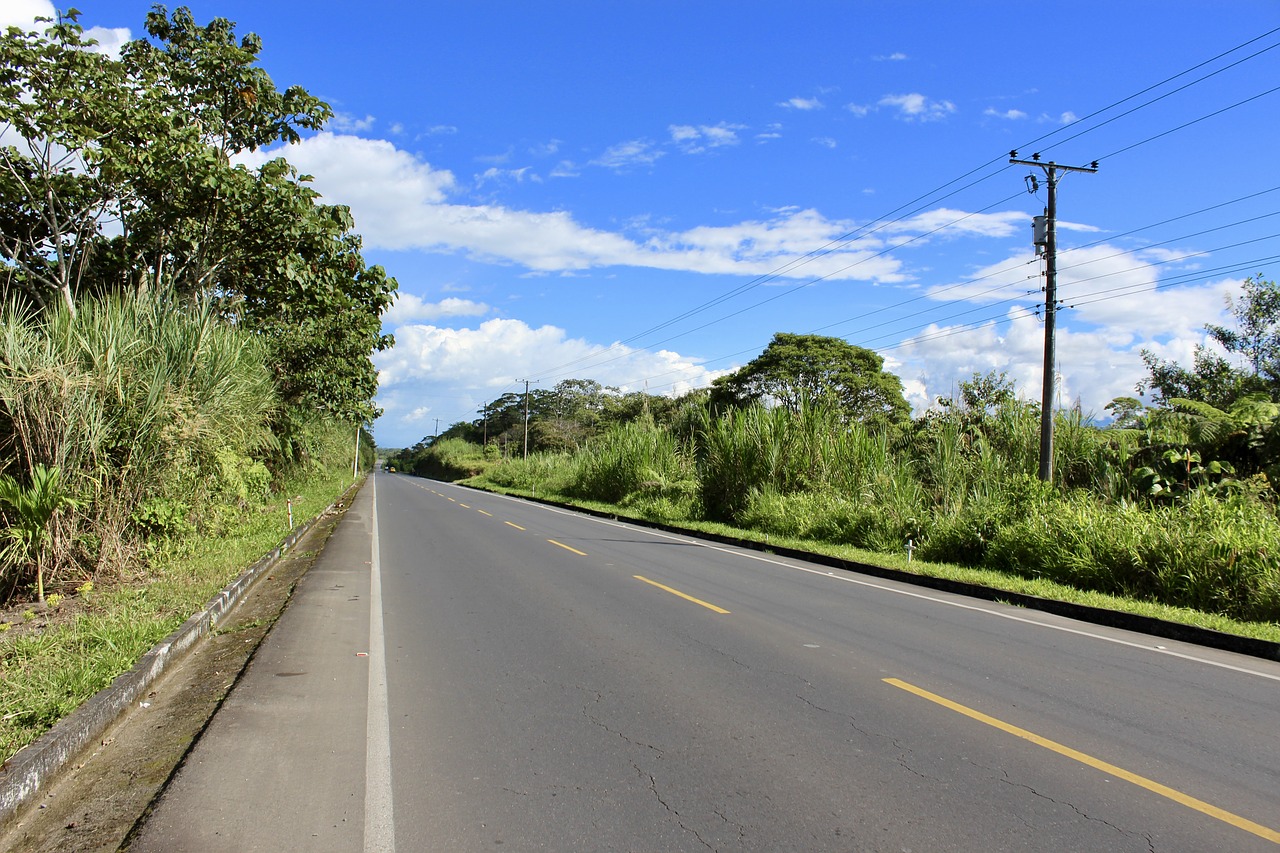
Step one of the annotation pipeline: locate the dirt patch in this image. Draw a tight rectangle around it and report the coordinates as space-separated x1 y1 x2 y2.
0 507 345 853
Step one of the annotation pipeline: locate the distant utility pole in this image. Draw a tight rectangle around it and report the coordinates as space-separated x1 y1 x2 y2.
522 380 531 461
434 417 440 440
1009 151 1098 483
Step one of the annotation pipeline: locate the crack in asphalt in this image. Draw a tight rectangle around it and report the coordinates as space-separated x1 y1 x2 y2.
580 690 667 758
997 768 1157 852
635 763 716 852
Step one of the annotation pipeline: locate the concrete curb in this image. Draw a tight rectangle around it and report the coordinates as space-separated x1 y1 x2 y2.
0 480 362 826
460 482 1280 663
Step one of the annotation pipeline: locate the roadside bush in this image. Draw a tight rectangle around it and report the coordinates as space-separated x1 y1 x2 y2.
985 489 1280 621
569 420 690 504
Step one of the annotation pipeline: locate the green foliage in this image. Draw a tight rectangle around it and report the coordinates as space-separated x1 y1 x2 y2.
709 333 911 427
0 8 392 427
0 292 282 601
0 464 77 603
984 490 1280 621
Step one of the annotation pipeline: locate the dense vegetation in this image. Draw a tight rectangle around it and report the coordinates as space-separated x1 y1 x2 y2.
0 8 389 607
391 298 1280 625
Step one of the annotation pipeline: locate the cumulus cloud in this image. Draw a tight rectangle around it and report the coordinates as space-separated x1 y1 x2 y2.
893 244 1243 415
373 318 726 443
879 93 957 122
984 107 1027 120
779 96 824 110
668 122 743 153
1 0 55 29
874 52 909 61
241 133 1036 286
384 294 490 326
332 112 376 132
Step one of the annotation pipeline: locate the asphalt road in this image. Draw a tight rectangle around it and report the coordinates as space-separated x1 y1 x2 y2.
127 472 1280 852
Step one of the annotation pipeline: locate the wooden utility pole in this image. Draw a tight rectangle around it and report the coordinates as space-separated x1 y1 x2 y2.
1009 151 1097 483
522 380 531 461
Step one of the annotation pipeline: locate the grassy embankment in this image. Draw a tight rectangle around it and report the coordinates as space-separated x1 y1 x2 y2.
0 467 355 761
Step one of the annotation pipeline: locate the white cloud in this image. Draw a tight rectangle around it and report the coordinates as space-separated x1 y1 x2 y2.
812 137 838 149
476 166 536 186
529 139 561 157
886 209 1027 240
0 0 55 29
241 133 1027 284
373 318 726 442
332 112 376 132
895 248 1244 415
879 93 957 122
874 52 909 61
549 160 580 178
0 4 132 58
384 294 490 325
984 107 1027 120
427 125 458 135
779 96 823 110
845 103 872 118
669 122 743 153
590 139 664 170
1037 111 1078 124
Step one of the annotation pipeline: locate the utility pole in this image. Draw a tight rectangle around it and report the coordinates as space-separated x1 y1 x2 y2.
434 417 440 441
1009 151 1097 483
522 380 531 461
352 423 360 481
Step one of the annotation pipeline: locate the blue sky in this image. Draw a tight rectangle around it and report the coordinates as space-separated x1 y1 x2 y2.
10 2 1280 447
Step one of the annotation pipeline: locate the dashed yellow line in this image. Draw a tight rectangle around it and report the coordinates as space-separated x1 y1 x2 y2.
505 522 525 530
633 575 730 614
458 503 471 508
548 539 587 556
884 678 1280 844
477 509 493 517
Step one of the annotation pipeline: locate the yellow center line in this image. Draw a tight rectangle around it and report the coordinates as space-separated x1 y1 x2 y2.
447 497 456 503
505 522 526 530
458 503 471 508
477 509 493 517
548 539 587 556
884 678 1280 845
634 575 730 614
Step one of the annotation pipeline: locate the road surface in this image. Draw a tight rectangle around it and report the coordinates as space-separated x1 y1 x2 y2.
127 472 1280 851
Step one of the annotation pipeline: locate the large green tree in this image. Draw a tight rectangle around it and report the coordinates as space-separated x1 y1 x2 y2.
0 7 394 424
710 332 911 426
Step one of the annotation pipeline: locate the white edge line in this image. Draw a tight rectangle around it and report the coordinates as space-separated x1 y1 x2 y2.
463 484 1280 684
365 476 397 851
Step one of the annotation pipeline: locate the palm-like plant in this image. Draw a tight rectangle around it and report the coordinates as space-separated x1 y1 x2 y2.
0 464 77 605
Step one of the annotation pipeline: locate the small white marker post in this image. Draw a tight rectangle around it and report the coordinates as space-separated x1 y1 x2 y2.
287 498 294 530
906 538 915 564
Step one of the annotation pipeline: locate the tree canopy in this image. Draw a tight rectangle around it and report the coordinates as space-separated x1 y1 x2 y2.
709 333 911 426
0 7 394 425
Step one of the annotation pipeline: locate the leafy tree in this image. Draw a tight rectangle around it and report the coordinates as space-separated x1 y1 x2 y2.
1139 275 1279 408
710 333 910 426
0 8 393 426
1206 274 1280 384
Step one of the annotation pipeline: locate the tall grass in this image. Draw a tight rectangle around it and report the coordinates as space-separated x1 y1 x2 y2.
0 293 279 600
